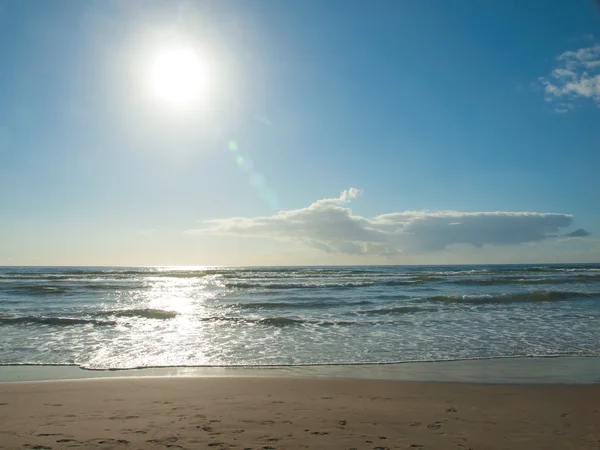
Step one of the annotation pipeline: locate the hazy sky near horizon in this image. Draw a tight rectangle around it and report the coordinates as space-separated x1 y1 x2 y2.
1 0 599 266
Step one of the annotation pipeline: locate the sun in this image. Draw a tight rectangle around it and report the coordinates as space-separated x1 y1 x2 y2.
147 45 210 108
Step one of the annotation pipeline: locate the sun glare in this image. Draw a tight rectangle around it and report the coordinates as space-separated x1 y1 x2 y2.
147 46 210 108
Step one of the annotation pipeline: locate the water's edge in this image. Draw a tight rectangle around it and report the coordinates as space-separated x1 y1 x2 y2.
1 356 599 384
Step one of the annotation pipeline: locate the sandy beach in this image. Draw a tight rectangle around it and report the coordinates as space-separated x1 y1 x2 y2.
1 377 599 449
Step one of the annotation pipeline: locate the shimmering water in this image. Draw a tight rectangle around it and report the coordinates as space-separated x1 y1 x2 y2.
1 265 599 370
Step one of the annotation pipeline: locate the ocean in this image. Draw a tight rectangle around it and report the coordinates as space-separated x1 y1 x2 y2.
0 265 599 371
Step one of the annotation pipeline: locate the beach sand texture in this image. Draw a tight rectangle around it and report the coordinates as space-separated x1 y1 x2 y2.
1 377 599 449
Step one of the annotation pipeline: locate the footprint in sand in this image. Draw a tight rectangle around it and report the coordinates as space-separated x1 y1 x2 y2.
88 439 129 445
147 436 178 445
123 429 147 435
264 421 275 426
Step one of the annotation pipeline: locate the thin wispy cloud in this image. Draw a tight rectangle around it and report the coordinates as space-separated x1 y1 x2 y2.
539 40 600 111
188 189 589 256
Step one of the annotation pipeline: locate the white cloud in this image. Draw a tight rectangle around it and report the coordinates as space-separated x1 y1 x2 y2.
539 41 600 110
188 189 587 256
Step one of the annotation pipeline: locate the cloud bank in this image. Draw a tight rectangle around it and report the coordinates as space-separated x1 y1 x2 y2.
189 189 588 256
539 40 600 111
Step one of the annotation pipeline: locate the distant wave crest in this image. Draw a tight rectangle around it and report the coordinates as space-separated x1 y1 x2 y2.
426 291 598 304
227 281 376 290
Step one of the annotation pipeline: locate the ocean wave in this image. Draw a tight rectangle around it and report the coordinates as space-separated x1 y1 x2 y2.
235 300 372 310
192 316 304 326
0 316 116 326
383 276 444 286
512 266 600 273
227 277 444 289
0 299 23 304
404 265 600 277
221 269 376 279
197 316 400 327
227 281 376 290
575 274 600 281
258 317 304 327
0 285 72 295
78 283 144 291
425 291 599 304
95 309 179 319
453 276 600 286
359 306 438 315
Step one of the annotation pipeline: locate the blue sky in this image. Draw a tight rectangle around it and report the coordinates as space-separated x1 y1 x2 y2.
0 0 599 266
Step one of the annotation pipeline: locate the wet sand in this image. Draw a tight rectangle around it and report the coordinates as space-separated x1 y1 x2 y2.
1 377 599 449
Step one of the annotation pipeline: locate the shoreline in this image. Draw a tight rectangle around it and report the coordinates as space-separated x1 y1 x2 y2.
2 355 599 384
